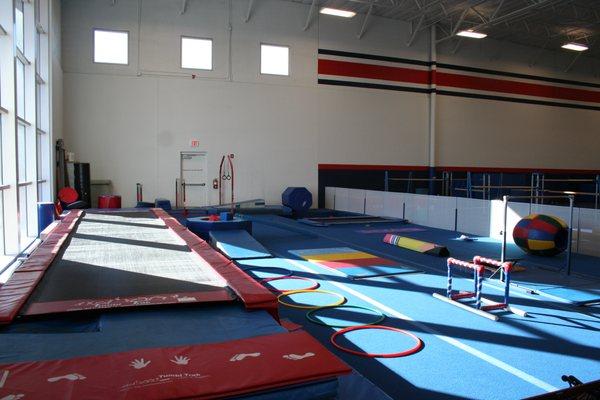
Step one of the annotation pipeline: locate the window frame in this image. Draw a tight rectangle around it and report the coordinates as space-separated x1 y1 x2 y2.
92 28 130 66
180 36 213 71
259 43 290 77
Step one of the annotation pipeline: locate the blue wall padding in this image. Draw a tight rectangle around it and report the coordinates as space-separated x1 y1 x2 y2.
154 198 172 210
210 230 271 260
187 217 252 241
37 202 55 235
282 187 313 215
135 201 154 208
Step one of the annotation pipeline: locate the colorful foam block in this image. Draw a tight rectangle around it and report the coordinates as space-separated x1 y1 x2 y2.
291 247 418 279
383 234 449 257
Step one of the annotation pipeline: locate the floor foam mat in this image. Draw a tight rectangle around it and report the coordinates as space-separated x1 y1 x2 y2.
290 247 420 279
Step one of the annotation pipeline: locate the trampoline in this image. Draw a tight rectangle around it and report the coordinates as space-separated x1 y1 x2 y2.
0 208 277 323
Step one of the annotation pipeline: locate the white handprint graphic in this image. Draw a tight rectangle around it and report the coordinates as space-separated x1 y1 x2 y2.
283 352 315 361
130 359 151 369
170 356 190 365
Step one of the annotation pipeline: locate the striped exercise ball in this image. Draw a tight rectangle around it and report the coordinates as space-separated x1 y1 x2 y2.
512 214 569 257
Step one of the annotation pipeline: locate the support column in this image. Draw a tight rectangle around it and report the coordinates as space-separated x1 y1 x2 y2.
428 26 437 195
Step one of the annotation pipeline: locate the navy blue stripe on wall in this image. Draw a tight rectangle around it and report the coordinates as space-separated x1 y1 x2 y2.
317 169 432 208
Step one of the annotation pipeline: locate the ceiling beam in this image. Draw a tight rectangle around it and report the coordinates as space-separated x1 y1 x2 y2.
436 0 566 44
406 13 425 46
244 0 254 22
357 4 374 39
303 0 317 31
180 0 188 15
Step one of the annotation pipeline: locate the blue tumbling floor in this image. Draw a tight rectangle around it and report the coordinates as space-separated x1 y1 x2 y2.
236 214 600 400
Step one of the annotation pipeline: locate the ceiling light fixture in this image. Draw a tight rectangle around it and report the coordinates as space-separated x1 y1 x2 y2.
320 7 356 18
457 30 487 39
561 42 588 52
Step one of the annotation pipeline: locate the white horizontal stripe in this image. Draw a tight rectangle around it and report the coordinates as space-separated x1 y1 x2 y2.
318 74 430 90
319 54 431 71
437 86 599 108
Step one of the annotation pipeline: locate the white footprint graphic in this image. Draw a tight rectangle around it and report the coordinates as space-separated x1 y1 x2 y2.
229 353 261 362
283 352 315 361
47 373 86 383
130 359 151 369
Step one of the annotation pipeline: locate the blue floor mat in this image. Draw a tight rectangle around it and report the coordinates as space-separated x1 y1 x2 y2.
0 304 285 364
244 215 600 400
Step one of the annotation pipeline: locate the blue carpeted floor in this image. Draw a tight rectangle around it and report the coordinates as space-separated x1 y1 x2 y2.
239 214 600 400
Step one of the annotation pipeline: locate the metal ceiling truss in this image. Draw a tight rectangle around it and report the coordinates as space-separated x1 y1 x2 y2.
286 0 600 64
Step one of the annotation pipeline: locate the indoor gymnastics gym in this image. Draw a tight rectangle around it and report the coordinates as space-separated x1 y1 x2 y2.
0 0 599 399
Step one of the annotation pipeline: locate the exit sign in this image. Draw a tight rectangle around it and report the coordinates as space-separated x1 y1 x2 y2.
190 139 200 148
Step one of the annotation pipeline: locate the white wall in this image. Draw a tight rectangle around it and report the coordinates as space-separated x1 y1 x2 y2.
436 37 600 170
61 0 430 207
60 0 600 208
436 95 600 169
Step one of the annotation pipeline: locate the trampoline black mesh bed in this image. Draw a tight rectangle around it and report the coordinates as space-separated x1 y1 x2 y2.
0 209 277 322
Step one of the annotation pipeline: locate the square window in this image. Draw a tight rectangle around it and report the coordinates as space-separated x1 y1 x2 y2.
181 37 212 70
94 29 128 65
260 44 289 76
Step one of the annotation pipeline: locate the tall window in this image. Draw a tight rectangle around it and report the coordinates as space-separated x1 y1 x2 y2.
15 0 24 53
0 0 51 265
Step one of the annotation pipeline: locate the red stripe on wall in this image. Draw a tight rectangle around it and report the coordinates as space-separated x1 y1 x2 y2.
317 58 600 105
318 59 431 85
436 72 600 104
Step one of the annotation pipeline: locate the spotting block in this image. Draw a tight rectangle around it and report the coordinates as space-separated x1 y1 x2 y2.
210 230 271 260
383 234 449 257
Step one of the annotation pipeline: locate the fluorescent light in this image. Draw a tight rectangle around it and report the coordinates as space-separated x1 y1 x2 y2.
561 43 588 52
320 7 356 18
457 30 487 39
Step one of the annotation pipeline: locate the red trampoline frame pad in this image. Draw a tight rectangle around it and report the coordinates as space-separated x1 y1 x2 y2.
330 325 423 358
151 208 279 318
0 210 83 324
0 330 351 399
